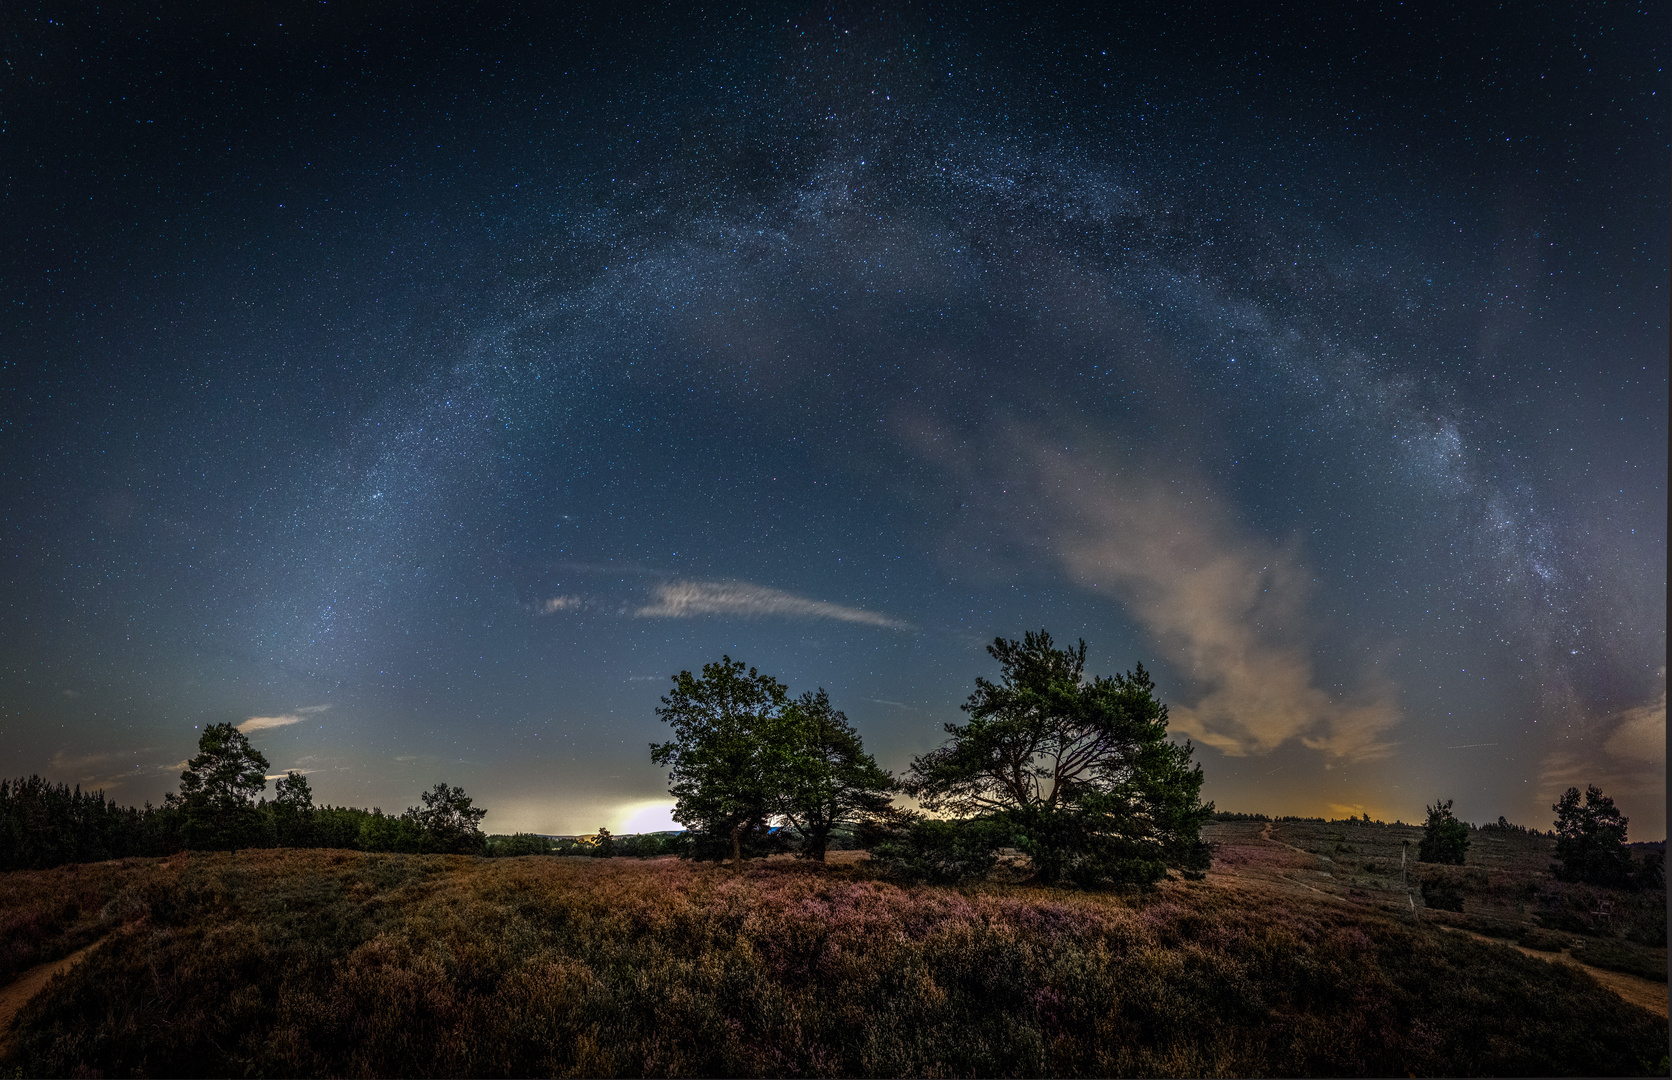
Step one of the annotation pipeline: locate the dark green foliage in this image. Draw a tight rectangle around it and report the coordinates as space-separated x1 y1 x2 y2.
612 832 691 858
651 658 894 866
870 814 1011 884
269 771 315 847
0 776 182 870
1482 814 1537 835
2 745 485 869
358 808 424 852
903 631 1212 886
1418 798 1470 865
165 723 270 851
485 833 555 857
652 657 792 867
1552 784 1640 888
405 782 488 854
774 689 895 862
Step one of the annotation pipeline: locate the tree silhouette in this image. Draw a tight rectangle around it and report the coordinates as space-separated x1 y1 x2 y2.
903 630 1212 886
774 689 895 862
1418 798 1469 864
652 657 792 869
1552 784 1635 887
166 723 270 851
406 782 487 854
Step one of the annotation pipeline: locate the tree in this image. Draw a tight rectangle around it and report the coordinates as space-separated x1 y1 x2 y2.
406 782 487 854
902 630 1212 886
165 723 270 851
1552 784 1635 887
359 807 423 852
270 770 315 847
651 657 791 870
1418 798 1469 864
774 689 896 862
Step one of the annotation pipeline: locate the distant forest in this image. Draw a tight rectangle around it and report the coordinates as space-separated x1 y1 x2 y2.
2 773 1575 875
0 772 696 872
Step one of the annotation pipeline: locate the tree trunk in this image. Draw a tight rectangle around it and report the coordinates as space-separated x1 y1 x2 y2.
730 822 743 872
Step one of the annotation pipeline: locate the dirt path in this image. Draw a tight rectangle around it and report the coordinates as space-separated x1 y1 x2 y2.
1446 927 1668 1019
0 940 104 1050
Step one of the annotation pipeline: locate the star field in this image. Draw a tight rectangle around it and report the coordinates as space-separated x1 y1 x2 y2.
2 3 1664 837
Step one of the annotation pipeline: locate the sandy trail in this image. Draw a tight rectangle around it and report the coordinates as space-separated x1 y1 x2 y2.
0 940 104 1049
1245 825 1666 1019
1445 926 1667 1018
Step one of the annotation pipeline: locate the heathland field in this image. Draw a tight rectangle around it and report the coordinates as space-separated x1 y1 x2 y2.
0 820 1664 1077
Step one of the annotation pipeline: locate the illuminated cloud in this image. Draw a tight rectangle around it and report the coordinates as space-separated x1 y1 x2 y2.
969 433 1401 764
49 749 121 773
239 715 300 732
1539 673 1667 840
1602 684 1666 766
636 580 907 629
540 595 582 613
238 704 329 734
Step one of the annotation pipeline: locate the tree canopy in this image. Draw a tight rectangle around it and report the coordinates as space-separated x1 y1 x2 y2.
1552 784 1638 888
650 657 893 866
406 782 488 854
774 689 895 862
1418 798 1470 864
166 722 270 850
652 657 791 868
902 630 1212 885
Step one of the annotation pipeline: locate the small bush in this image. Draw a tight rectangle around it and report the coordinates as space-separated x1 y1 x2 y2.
1421 878 1465 912
873 816 1009 884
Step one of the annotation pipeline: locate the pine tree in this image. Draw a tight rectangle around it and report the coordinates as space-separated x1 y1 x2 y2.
1418 798 1470 864
903 630 1212 886
1552 784 1635 887
166 723 269 851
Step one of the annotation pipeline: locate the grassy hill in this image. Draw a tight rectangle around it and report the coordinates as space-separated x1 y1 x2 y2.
0 820 1664 1077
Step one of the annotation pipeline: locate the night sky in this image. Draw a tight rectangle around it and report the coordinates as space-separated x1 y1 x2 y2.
3 3 1665 839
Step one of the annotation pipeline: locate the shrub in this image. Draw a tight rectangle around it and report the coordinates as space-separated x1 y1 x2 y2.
872 816 1010 884
1420 878 1465 912
2 852 1665 1078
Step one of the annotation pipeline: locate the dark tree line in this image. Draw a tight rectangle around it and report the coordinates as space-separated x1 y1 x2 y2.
1 723 489 872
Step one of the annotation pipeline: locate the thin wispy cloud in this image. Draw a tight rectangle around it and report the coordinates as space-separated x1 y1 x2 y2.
540 595 582 613
48 748 179 792
49 749 122 773
635 580 908 629
239 705 329 733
